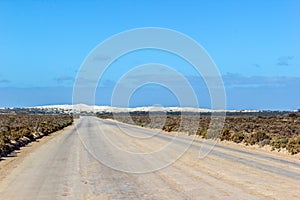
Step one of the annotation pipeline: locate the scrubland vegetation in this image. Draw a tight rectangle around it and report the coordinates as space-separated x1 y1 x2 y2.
0 114 73 158
98 112 300 155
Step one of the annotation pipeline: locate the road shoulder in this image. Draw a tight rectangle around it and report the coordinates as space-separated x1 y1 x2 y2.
0 123 75 181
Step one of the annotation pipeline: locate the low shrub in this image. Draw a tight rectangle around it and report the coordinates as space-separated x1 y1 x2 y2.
0 114 73 158
220 129 231 141
286 137 300 155
245 131 270 145
98 112 300 154
231 131 244 143
270 137 289 150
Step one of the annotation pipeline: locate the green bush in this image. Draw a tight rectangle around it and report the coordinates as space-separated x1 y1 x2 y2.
231 131 244 143
220 129 231 141
286 137 300 155
245 131 270 145
196 129 207 138
271 137 289 150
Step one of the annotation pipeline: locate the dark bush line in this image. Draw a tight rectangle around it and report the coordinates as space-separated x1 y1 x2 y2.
0 114 73 158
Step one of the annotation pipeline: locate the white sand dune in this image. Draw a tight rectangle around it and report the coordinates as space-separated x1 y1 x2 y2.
33 104 261 114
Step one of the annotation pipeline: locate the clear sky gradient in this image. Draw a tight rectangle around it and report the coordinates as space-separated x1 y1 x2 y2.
0 0 299 110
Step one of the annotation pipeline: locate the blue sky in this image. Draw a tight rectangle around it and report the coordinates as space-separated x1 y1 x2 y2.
0 0 299 110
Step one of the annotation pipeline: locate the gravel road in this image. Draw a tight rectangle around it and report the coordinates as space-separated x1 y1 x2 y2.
0 116 299 199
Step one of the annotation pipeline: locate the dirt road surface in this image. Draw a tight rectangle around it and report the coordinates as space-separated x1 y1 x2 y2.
0 116 299 199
